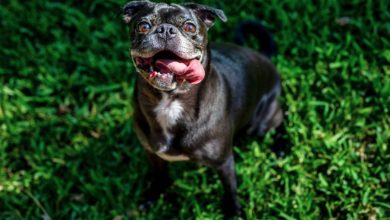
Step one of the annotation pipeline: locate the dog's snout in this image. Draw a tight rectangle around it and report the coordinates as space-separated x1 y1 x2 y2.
156 24 177 40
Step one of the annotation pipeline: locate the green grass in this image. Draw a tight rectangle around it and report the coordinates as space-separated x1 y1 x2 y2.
1 0 389 219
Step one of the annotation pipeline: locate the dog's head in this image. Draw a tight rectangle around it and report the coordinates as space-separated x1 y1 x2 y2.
123 1 227 92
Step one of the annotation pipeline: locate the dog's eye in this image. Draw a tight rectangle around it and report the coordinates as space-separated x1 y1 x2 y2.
138 22 151 33
183 22 196 33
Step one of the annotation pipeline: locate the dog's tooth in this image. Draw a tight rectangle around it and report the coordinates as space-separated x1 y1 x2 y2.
148 71 158 80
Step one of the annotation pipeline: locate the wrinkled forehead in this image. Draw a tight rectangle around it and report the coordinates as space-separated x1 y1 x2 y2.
139 3 197 23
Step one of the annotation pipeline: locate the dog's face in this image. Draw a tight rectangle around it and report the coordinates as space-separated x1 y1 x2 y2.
123 1 226 91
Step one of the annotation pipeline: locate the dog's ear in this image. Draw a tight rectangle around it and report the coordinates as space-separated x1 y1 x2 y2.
183 3 227 28
122 0 152 23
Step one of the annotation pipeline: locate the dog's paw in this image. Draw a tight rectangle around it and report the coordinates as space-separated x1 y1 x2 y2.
138 188 164 212
138 199 154 212
222 199 245 220
138 178 173 212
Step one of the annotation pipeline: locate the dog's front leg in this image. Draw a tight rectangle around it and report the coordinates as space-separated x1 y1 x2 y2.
216 154 244 218
139 151 171 210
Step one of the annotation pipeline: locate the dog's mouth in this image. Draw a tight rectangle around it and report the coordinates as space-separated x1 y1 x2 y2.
134 51 205 91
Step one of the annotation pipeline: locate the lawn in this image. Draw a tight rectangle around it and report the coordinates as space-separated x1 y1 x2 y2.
0 0 389 219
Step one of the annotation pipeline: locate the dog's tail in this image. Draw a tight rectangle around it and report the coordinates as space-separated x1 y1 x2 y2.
234 21 277 58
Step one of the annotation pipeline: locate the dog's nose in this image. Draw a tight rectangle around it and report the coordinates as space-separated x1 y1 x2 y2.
156 23 177 40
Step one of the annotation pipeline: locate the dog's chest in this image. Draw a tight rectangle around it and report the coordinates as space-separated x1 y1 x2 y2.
154 93 183 130
152 94 190 161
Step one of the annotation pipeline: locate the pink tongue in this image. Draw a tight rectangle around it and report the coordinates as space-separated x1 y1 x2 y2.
155 59 205 84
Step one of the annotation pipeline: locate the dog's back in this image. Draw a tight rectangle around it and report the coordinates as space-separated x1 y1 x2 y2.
210 43 283 137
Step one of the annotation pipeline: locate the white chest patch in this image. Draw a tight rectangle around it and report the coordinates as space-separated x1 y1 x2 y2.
154 93 183 130
153 94 186 162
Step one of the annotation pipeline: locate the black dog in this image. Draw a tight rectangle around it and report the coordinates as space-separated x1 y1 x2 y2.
122 1 283 218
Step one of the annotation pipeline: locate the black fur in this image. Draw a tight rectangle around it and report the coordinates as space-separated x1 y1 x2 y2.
123 1 283 218
234 21 277 58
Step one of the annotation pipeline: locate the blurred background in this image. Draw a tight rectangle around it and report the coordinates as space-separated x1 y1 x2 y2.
0 0 389 219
